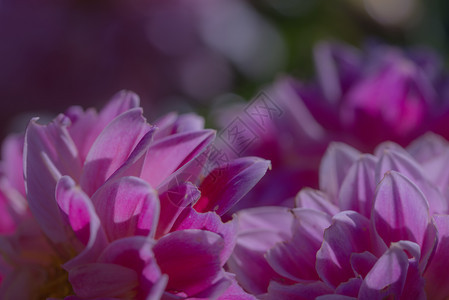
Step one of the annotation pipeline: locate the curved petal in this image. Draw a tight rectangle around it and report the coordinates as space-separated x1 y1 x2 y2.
153 229 225 297
80 108 152 196
171 207 238 264
24 116 82 243
194 157 271 215
141 130 215 188
91 177 160 241
266 209 331 282
295 188 339 216
319 143 360 203
424 215 449 299
227 207 294 295
156 183 200 238
316 211 380 288
56 176 108 270
373 171 436 265
358 244 411 299
338 154 377 218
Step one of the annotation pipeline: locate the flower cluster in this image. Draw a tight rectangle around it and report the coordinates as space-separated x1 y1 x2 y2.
0 91 270 299
228 133 449 299
218 41 449 211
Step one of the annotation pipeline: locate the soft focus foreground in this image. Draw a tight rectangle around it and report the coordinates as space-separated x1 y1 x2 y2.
0 92 270 299
218 41 449 211
229 134 449 299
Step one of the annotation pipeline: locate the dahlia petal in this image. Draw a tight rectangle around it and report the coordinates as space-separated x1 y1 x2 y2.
295 188 339 215
335 278 362 297
358 244 409 299
194 157 271 215
171 207 237 264
69 263 139 299
424 215 449 299
107 128 157 181
227 207 294 294
153 113 205 139
56 176 108 270
316 211 379 287
80 108 151 196
319 142 360 202
338 155 377 217
373 171 436 264
98 90 140 124
91 176 160 240
24 117 82 243
66 91 140 162
266 209 331 282
153 229 225 297
350 252 377 279
407 132 449 163
217 274 256 300
375 144 448 214
267 281 334 300
156 183 200 238
375 147 424 183
141 130 215 187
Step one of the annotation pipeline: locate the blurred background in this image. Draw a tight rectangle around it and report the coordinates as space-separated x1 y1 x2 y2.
0 0 448 139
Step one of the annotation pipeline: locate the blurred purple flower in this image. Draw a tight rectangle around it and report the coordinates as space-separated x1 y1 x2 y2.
218 41 449 210
228 134 449 299
0 91 269 298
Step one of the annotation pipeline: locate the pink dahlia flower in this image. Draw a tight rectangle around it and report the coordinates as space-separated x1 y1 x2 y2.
228 134 449 299
218 41 449 210
0 91 269 299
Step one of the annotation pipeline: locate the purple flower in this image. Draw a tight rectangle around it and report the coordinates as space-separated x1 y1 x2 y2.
0 91 269 299
218 41 449 210
228 134 449 299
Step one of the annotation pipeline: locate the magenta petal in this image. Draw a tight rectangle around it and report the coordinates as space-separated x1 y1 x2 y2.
319 142 360 202
156 183 200 238
316 211 377 287
375 147 448 214
56 176 107 270
227 207 294 295
407 132 449 164
266 209 331 282
424 215 449 299
373 171 436 264
141 130 215 187
107 128 157 182
69 263 139 299
91 176 160 240
153 229 225 297
338 154 377 218
335 278 363 297
350 252 378 279
171 207 237 264
98 91 140 124
295 188 339 216
358 244 410 299
194 157 271 215
24 117 82 243
97 236 166 299
80 108 151 196
217 274 256 300
267 281 334 300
